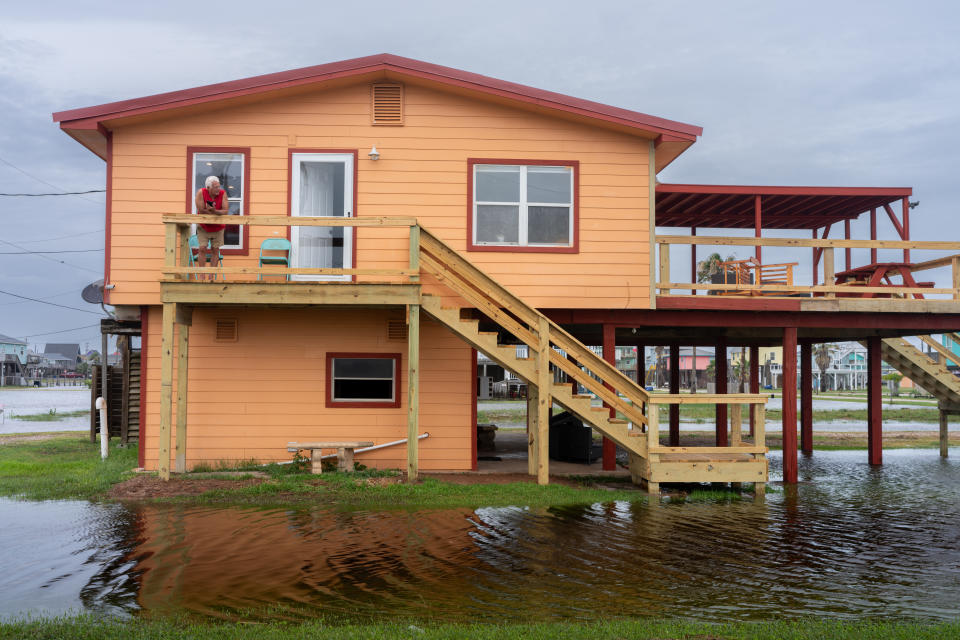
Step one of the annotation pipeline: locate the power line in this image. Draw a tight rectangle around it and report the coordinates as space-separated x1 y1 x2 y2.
0 155 104 206
0 237 101 274
0 288 105 315
0 249 103 255
0 289 80 307
0 190 105 197
22 323 101 339
10 229 105 244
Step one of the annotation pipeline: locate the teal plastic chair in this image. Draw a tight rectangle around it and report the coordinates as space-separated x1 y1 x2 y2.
258 238 292 280
188 234 223 280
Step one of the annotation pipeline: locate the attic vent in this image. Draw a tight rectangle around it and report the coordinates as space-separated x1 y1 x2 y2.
371 83 404 125
387 320 408 341
215 319 238 342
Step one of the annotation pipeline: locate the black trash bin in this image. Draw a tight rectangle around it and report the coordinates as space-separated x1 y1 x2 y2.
548 411 601 463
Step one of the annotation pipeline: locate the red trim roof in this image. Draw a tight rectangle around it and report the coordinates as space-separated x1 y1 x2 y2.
53 54 702 141
656 183 912 229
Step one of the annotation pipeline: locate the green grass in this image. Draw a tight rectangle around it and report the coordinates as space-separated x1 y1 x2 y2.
0 435 138 500
169 464 652 509
1 616 957 639
10 409 89 422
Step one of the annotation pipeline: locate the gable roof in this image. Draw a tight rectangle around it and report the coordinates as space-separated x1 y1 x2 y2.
53 54 701 168
0 333 26 346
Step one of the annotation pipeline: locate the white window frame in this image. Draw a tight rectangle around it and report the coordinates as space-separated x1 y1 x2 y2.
191 151 245 252
472 164 574 248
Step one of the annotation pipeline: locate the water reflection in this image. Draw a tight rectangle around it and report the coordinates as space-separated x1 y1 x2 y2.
1 448 958 622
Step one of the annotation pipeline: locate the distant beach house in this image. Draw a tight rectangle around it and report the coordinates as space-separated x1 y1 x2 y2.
0 334 27 385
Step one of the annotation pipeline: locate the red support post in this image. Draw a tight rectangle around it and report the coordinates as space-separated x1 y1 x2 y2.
800 342 813 454
902 197 910 263
867 336 883 466
669 344 680 446
715 338 728 447
754 195 762 263
782 327 798 484
844 219 852 270
601 324 617 471
691 227 697 295
870 208 878 264
749 345 759 437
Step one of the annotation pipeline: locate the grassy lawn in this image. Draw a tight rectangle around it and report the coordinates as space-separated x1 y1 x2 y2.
0 434 138 500
0 434 651 507
1 616 956 639
10 409 90 422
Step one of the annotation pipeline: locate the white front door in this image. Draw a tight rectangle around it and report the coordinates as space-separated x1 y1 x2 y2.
290 153 354 281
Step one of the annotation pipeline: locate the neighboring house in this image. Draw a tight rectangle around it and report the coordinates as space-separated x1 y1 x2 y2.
53 54 960 485
0 334 27 385
43 343 81 372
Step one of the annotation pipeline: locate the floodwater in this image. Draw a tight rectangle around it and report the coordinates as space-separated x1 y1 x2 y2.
1 448 959 623
0 387 89 434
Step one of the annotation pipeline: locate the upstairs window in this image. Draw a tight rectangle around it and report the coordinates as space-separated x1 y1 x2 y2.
469 160 578 253
188 148 249 255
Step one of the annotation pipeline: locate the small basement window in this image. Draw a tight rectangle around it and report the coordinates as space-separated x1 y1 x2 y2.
327 353 401 408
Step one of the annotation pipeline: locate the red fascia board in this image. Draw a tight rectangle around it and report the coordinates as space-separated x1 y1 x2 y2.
52 54 702 140
657 183 912 197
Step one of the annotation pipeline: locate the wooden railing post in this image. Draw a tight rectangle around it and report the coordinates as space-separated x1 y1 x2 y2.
164 222 177 274
752 403 765 448
953 256 960 300
658 242 670 294
823 248 835 298
647 402 660 450
730 403 742 446
409 224 420 283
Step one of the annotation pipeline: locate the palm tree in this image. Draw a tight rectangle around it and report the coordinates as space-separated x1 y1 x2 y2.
812 343 836 393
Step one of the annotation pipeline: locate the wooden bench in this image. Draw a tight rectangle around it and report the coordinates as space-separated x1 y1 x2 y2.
287 441 374 473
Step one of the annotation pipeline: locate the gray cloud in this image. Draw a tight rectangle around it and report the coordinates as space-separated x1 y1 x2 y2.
1 0 958 348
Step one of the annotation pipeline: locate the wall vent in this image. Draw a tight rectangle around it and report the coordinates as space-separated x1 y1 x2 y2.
387 320 408 341
214 318 238 342
371 83 404 125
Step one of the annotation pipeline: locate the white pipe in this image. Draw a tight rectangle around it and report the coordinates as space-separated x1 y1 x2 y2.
95 396 108 460
316 432 431 460
272 432 430 465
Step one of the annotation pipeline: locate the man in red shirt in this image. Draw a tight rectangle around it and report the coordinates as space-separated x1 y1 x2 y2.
194 176 229 280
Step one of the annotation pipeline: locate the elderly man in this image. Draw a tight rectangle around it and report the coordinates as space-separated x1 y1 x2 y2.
194 176 229 280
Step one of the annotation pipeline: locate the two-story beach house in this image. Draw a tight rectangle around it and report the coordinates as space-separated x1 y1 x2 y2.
53 55 960 489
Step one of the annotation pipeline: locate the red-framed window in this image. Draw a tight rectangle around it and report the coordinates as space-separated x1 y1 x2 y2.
326 352 402 408
186 146 251 256
467 158 579 253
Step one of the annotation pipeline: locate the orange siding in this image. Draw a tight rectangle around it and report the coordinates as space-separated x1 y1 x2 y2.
142 306 472 471
109 81 651 308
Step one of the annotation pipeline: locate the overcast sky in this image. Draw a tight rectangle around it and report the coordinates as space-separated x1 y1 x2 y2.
1 0 957 350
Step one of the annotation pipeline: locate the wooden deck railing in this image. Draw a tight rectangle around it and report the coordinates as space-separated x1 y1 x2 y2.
644 394 767 455
657 235 960 299
161 215 421 282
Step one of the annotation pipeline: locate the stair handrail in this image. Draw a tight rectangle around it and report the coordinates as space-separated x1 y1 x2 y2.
417 227 650 426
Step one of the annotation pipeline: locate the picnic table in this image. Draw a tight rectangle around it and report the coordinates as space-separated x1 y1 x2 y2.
287 441 374 473
833 262 932 299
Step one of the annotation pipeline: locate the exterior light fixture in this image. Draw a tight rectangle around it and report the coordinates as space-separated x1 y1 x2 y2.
368 145 380 161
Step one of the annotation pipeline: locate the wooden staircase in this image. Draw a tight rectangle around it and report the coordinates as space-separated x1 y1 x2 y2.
878 334 960 407
416 227 769 490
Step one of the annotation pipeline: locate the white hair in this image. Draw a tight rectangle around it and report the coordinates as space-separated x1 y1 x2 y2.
205 175 221 188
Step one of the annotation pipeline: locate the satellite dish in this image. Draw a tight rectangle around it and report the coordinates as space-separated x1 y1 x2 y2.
81 279 104 304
